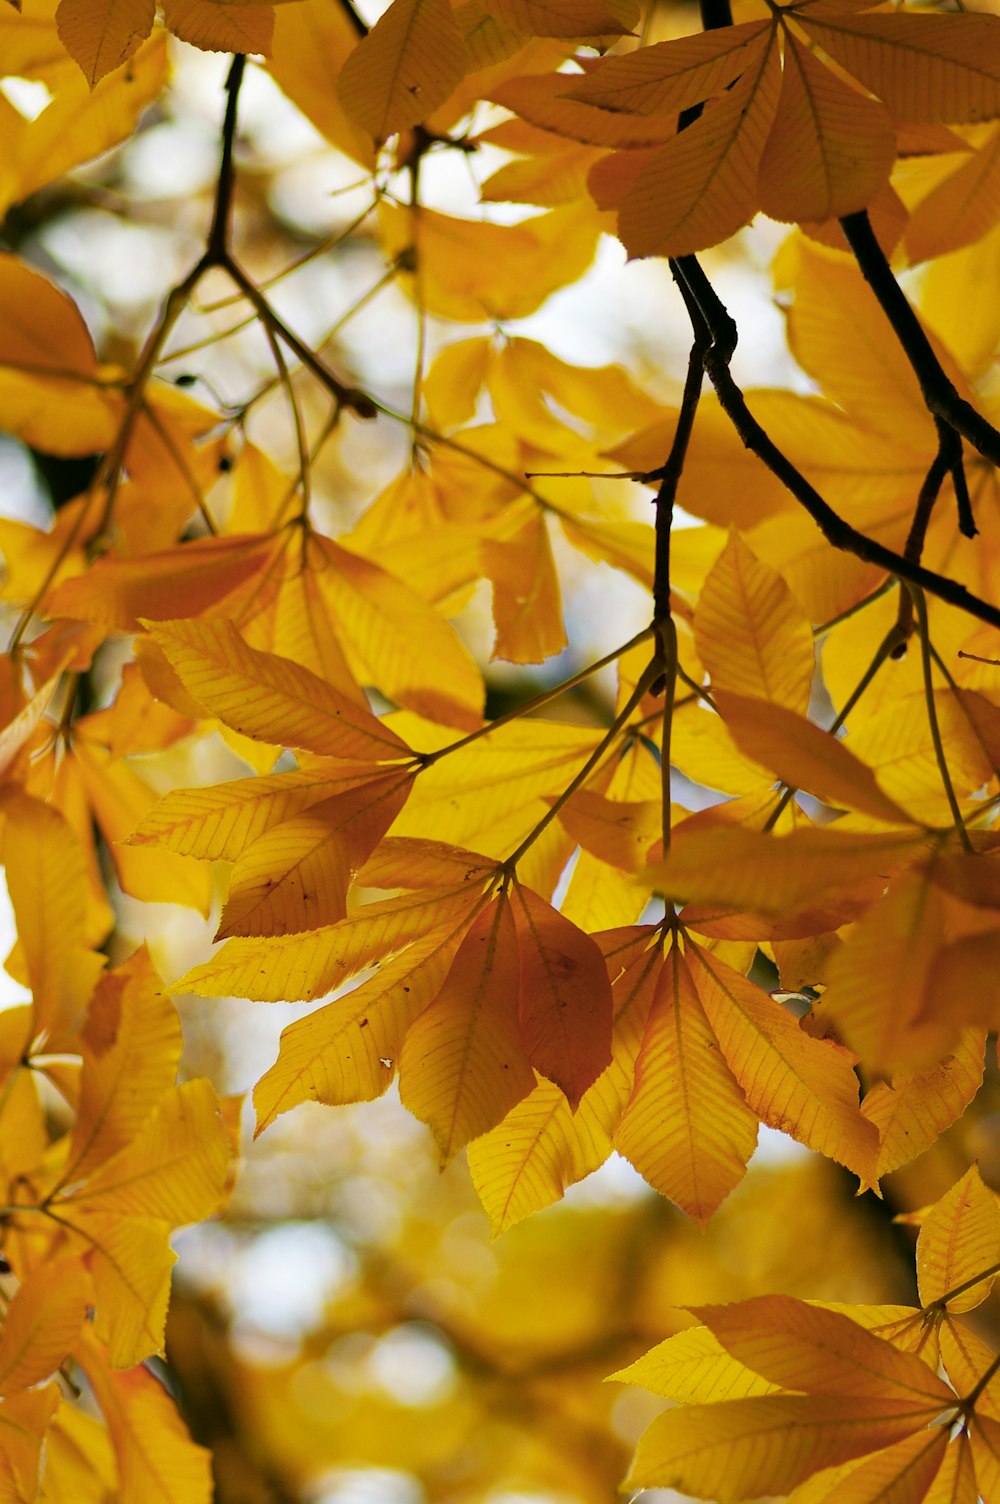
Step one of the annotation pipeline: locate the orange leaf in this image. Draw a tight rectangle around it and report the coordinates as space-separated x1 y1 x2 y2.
337 0 468 139
689 943 878 1182
616 33 780 257
714 690 915 825
757 35 895 224
55 0 154 86
615 946 758 1222
399 895 536 1159
0 1260 89 1396
512 883 613 1107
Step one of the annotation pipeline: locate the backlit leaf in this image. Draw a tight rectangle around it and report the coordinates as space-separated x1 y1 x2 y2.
145 617 410 762
55 0 153 86
689 943 878 1181
337 0 468 140
512 882 613 1107
615 946 758 1222
917 1167 1000 1314
0 1260 89 1396
694 532 814 713
399 895 536 1159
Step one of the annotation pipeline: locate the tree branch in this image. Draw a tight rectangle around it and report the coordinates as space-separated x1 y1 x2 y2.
840 210 996 509
669 255 1000 633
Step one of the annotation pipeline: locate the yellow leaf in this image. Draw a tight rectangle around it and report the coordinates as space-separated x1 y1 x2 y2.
63 948 182 1184
715 690 915 825
308 535 485 729
466 925 657 1229
337 0 468 140
615 947 758 1222
970 1414 1000 1501
0 663 66 783
489 70 678 148
819 866 955 1073
399 895 535 1159
862 1029 986 1182
161 0 274 54
906 125 1000 264
613 1324 780 1403
617 34 781 258
555 788 660 873
54 0 153 86
775 235 955 443
267 0 374 166
0 35 168 220
358 835 496 889
176 883 483 1001
0 790 105 1042
567 22 767 117
254 928 461 1129
57 1078 231 1227
0 1260 88 1396
917 1167 1000 1314
689 943 878 1182
797 12 1000 126
145 617 410 761
125 765 373 860
627 1393 937 1501
695 533 814 713
216 772 412 939
467 1075 612 1232
72 741 213 915
43 1405 117 1504
59 1211 174 1368
693 1296 954 1404
939 1321 1000 1420
784 1428 951 1504
483 507 566 663
0 254 118 454
512 882 612 1108
78 1331 212 1504
757 35 895 224
380 201 599 321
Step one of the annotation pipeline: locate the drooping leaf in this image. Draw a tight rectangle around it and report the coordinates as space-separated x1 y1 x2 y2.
399 894 536 1159
144 617 410 762
337 0 469 140
512 881 613 1107
615 945 758 1223
688 943 878 1182
55 0 154 87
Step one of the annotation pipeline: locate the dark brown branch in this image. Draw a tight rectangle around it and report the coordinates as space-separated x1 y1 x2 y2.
669 255 1000 633
337 0 369 37
840 210 996 508
206 55 245 262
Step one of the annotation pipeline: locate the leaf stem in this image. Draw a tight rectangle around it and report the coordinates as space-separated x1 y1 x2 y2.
418 627 654 768
502 659 660 871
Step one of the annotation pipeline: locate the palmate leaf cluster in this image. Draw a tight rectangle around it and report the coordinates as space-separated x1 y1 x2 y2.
1 0 1000 1498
